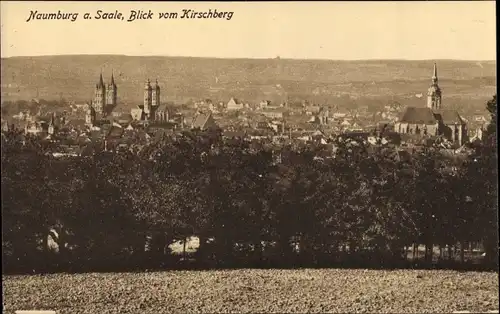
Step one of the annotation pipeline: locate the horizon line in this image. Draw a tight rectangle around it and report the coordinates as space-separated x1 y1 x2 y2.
1 53 496 63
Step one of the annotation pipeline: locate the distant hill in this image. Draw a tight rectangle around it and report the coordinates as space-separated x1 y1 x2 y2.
1 55 496 111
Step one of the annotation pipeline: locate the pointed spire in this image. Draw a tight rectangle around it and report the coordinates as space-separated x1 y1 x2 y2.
98 71 104 87
110 70 115 86
432 62 438 83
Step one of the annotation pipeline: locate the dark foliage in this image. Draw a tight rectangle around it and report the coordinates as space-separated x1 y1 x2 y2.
2 97 498 273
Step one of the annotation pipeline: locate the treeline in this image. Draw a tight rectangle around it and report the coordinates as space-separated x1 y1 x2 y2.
2 97 498 274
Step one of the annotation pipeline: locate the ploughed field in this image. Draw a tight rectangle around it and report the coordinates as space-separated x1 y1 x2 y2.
3 269 498 314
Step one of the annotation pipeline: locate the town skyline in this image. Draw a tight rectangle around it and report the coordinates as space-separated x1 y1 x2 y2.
2 2 498 311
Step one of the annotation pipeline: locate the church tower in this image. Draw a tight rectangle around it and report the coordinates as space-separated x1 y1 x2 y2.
143 79 153 118
85 102 96 127
93 72 106 115
427 63 442 110
106 72 117 107
152 79 161 108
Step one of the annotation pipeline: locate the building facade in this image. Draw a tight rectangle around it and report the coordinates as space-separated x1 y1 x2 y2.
92 72 117 115
86 73 118 127
395 63 467 146
226 98 244 111
131 79 170 123
427 63 442 110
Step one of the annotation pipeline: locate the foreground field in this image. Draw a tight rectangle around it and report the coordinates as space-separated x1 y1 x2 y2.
3 269 499 313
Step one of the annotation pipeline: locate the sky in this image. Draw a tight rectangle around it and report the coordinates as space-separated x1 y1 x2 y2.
0 1 496 60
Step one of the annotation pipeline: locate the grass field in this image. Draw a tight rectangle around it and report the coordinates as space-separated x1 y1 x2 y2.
3 269 498 314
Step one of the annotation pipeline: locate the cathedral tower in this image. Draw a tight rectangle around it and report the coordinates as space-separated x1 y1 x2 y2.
427 63 442 110
143 79 153 118
106 72 117 107
93 72 106 115
152 79 161 108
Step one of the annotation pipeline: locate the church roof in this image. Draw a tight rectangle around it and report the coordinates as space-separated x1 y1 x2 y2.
155 104 169 113
192 112 216 130
433 110 466 125
399 107 437 124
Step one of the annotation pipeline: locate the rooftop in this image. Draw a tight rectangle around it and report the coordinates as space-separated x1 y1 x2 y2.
400 107 437 124
433 109 466 125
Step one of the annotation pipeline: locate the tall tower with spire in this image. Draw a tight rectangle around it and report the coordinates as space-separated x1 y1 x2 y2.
427 63 442 110
143 79 153 118
152 79 161 108
106 72 117 107
93 72 106 114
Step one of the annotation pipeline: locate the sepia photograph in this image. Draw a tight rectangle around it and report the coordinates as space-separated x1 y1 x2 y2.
1 1 498 313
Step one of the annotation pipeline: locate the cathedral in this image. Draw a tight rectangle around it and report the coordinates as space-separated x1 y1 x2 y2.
142 78 161 119
395 63 468 146
86 72 117 127
130 79 170 122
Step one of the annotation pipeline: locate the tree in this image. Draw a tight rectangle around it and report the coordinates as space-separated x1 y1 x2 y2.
485 95 497 143
1 132 52 271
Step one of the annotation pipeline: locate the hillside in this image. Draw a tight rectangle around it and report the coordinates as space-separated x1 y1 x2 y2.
1 55 496 111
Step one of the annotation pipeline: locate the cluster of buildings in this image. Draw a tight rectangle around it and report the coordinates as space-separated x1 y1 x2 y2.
395 64 467 146
1 62 491 159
